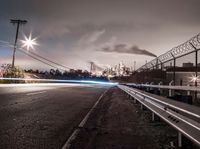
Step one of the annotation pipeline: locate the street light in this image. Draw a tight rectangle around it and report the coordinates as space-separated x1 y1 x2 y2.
189 75 199 86
21 33 38 50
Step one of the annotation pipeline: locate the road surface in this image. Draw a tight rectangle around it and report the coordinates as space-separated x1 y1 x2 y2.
0 83 109 149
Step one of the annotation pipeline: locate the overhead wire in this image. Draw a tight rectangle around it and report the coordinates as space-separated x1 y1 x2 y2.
0 40 72 71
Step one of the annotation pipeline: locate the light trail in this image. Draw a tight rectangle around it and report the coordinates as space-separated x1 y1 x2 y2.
0 77 118 86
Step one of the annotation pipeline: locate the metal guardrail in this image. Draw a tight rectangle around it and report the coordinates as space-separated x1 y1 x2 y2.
126 83 200 92
118 85 200 147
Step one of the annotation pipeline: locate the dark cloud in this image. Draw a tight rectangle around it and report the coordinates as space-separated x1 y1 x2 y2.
102 44 157 57
0 0 200 70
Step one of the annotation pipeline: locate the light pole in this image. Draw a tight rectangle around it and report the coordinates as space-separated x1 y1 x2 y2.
10 19 27 68
170 52 176 85
190 42 199 101
134 61 136 71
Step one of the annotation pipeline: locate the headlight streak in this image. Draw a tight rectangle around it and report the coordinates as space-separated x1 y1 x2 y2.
0 77 118 86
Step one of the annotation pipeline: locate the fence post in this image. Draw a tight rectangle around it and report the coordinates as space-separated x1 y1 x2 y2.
187 84 191 95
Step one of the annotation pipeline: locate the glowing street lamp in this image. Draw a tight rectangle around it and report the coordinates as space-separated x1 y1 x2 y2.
191 76 198 82
21 33 38 50
189 75 199 86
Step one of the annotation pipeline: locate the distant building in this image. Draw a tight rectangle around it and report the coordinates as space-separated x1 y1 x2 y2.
182 62 194 67
103 62 131 77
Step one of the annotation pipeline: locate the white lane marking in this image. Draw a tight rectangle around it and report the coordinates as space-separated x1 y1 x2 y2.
26 91 46 96
61 89 109 149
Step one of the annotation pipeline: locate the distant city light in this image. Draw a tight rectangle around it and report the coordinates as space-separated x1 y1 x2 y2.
189 75 199 83
21 33 38 50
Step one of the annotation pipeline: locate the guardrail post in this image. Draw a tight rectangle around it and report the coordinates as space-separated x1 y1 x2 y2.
141 104 144 110
178 132 182 148
150 82 154 92
146 82 150 92
187 84 191 95
152 112 155 121
126 94 130 98
169 81 174 96
151 112 160 122
158 82 163 95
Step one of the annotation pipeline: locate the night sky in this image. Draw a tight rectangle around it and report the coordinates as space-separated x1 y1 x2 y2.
0 0 200 70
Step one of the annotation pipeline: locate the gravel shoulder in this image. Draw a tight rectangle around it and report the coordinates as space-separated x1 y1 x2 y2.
69 87 186 149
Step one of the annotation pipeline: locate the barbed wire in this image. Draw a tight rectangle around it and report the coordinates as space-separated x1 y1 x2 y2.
138 33 200 71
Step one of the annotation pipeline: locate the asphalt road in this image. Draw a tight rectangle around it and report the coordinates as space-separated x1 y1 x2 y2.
0 83 109 149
